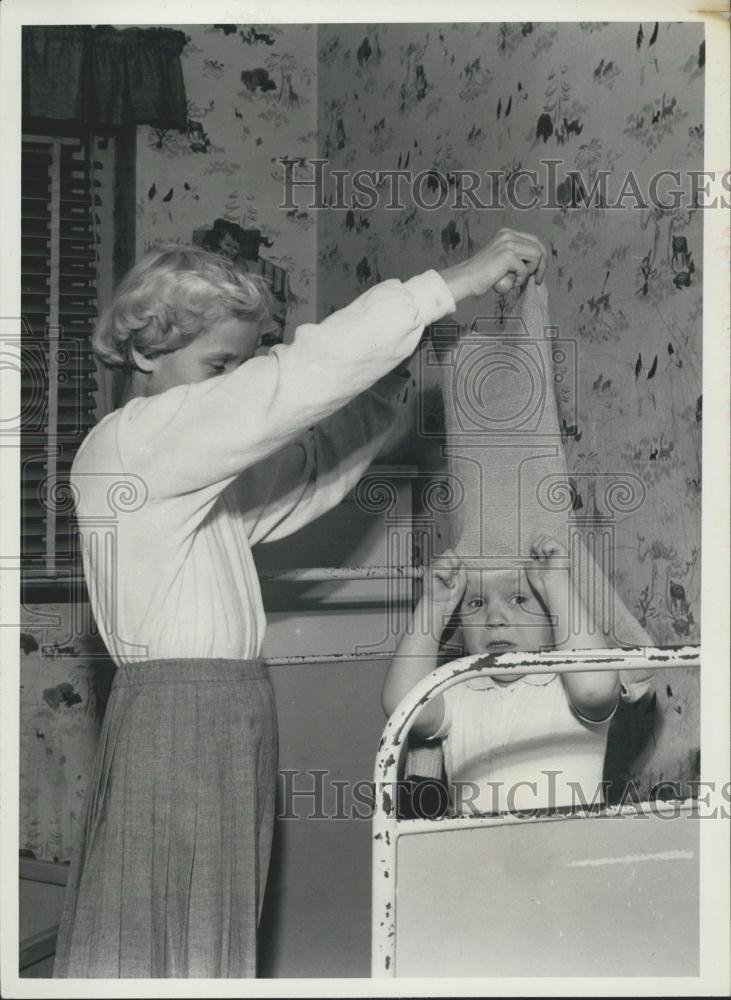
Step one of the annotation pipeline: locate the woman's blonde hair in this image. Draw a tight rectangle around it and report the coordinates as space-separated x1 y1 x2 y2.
93 244 274 370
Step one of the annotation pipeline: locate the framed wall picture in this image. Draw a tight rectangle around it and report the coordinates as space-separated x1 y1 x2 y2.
193 218 287 345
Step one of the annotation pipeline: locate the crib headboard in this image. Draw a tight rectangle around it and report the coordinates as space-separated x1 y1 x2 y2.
372 648 701 978
392 805 698 977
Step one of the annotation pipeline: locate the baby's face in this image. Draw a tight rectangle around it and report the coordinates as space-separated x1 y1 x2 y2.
460 568 554 657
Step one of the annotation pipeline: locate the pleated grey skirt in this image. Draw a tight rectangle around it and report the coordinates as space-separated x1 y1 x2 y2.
53 658 278 978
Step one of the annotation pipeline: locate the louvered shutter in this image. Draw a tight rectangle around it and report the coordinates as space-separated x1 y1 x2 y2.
21 136 101 582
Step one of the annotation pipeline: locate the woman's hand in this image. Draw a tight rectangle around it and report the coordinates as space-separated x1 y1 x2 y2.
423 548 467 610
440 228 548 302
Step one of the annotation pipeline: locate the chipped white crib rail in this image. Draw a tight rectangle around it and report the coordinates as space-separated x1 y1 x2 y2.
264 650 395 666
371 644 700 978
259 564 422 582
260 564 412 664
260 563 414 665
259 558 532 583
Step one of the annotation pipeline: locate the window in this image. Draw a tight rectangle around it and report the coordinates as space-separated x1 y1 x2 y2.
20 131 127 597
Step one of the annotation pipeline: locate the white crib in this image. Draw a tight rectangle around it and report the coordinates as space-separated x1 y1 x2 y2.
372 646 701 978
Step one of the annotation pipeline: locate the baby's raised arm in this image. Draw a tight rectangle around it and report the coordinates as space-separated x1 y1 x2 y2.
526 535 621 722
382 550 467 738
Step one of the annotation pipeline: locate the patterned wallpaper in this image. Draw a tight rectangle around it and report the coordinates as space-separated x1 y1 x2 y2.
20 609 113 862
21 22 704 860
317 21 704 650
135 23 319 338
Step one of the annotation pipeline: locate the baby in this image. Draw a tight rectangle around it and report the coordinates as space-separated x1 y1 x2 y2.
383 535 627 815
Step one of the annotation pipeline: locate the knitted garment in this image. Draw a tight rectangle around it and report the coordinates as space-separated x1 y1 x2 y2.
437 278 652 685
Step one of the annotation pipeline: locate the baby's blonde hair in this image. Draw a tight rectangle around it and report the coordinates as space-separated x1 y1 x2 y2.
93 244 274 370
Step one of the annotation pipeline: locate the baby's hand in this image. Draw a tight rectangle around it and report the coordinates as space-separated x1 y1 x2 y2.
423 549 467 609
525 534 571 610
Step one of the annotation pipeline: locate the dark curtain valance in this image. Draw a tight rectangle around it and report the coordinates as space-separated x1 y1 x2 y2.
22 25 188 129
